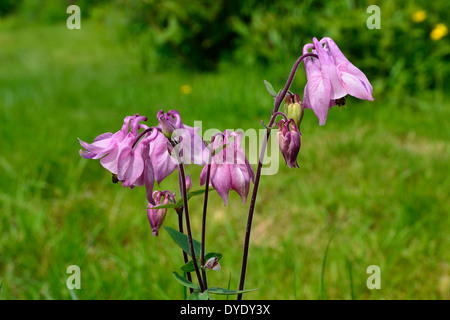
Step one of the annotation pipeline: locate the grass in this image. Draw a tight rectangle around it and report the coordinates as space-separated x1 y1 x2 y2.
0 16 449 300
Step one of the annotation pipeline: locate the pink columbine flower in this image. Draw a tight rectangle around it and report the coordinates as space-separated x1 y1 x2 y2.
151 110 207 184
79 114 161 203
158 110 208 167
148 130 178 184
131 131 159 204
200 130 254 206
277 118 301 168
78 113 148 178
302 37 374 125
147 190 176 236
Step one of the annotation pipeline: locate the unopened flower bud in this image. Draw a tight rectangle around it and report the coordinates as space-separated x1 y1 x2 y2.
284 93 304 130
185 174 192 190
147 191 175 236
204 257 221 271
158 112 177 139
277 119 301 168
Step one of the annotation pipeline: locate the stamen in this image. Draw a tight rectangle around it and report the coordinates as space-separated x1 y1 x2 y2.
334 96 347 107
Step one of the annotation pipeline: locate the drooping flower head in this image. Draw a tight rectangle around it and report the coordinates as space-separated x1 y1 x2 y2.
79 110 206 207
147 190 176 236
200 130 254 205
302 37 373 125
277 118 301 168
78 114 148 172
153 110 208 183
79 114 161 203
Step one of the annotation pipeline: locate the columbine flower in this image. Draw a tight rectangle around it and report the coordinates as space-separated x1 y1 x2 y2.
148 130 178 184
147 190 176 236
132 130 159 204
78 113 148 179
155 110 207 172
79 114 161 203
302 37 373 125
277 119 301 168
200 130 254 206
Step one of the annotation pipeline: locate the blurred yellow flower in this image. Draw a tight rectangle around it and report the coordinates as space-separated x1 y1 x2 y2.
430 23 448 41
412 10 426 23
180 84 192 95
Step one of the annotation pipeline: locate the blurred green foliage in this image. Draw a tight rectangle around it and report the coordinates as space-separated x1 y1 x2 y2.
0 0 19 16
3 0 109 21
0 1 449 300
4 0 450 94
117 0 245 70
114 0 450 96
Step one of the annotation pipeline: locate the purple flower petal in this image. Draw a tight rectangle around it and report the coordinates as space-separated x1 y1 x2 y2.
312 37 347 100
117 145 144 188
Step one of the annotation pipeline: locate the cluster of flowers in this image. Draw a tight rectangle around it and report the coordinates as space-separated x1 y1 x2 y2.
78 110 255 236
79 37 373 238
276 37 373 169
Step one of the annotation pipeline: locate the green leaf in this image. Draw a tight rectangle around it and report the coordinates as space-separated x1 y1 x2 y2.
148 203 179 210
264 80 277 98
207 287 258 295
180 252 223 272
172 272 200 291
164 226 201 258
180 260 196 273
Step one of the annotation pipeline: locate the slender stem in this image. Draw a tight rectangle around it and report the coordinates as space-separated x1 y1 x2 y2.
177 161 205 292
272 111 289 122
200 162 212 289
273 52 318 118
176 207 193 294
236 129 269 301
237 52 317 300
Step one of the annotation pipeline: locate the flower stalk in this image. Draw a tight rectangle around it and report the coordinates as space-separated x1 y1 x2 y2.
78 36 374 300
177 160 206 292
237 52 318 300
200 140 214 290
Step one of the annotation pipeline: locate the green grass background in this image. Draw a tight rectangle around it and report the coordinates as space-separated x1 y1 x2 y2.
0 13 449 299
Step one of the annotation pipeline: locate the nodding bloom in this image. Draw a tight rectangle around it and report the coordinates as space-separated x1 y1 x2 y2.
147 190 176 236
148 130 178 185
200 130 254 206
78 113 149 181
132 131 159 204
153 110 207 184
302 37 373 125
277 119 301 168
79 110 205 206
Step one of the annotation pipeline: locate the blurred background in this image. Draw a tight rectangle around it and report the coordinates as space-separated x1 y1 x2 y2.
0 0 448 299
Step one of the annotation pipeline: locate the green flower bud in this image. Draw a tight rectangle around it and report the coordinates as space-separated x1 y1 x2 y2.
284 94 303 130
